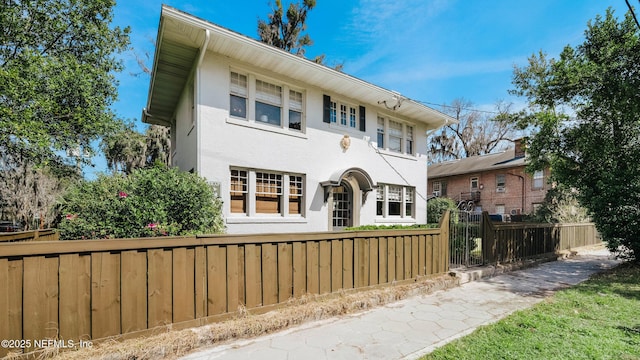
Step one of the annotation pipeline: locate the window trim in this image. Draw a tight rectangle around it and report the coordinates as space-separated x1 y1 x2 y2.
376 184 415 219
376 115 416 156
532 170 544 189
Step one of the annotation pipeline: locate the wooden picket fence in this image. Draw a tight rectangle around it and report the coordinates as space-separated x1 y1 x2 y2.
0 213 450 356
0 229 59 243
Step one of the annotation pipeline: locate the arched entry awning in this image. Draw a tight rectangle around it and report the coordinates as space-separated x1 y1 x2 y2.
320 167 377 203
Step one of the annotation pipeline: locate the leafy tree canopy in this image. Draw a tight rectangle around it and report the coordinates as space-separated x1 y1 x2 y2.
509 8 640 261
258 0 316 56
0 0 130 169
57 164 224 240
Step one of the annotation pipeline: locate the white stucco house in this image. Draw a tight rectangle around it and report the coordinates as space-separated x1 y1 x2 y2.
142 6 454 234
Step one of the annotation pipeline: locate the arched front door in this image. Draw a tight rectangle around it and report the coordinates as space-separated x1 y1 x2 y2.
332 181 353 230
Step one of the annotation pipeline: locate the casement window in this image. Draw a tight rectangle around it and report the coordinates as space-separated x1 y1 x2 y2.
230 72 247 118
376 184 415 219
377 115 416 155
323 94 366 131
230 169 248 213
230 168 304 217
229 71 305 131
496 174 506 192
533 170 544 189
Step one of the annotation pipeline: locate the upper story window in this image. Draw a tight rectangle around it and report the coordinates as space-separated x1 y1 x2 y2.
432 181 441 196
377 116 415 155
229 71 305 132
323 94 366 132
230 72 247 118
470 177 479 191
533 170 544 189
255 80 282 126
496 174 506 192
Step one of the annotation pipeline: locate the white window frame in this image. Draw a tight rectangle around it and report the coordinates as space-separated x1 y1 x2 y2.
332 99 358 129
376 184 415 219
376 115 416 156
533 170 544 189
228 70 305 133
229 167 305 218
432 181 441 197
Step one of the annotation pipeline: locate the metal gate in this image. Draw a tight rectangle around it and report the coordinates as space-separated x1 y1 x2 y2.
449 209 484 268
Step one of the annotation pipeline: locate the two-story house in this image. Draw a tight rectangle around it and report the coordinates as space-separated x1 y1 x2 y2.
142 6 454 234
427 139 549 218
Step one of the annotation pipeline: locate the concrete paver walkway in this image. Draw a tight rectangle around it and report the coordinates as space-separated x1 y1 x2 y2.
182 250 620 360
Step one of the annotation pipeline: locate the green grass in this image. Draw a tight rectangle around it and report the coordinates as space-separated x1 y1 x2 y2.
423 263 640 360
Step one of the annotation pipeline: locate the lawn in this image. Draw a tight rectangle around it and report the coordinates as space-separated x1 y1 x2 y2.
423 263 640 360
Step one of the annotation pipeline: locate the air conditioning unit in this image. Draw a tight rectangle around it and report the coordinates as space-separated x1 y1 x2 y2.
496 186 505 193
510 208 521 215
433 191 440 197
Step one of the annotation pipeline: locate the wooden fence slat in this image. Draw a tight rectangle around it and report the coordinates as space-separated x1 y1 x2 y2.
91 252 120 339
343 239 353 289
195 246 207 318
0 259 9 358
244 244 262 308
262 243 278 305
227 245 240 311
120 251 147 334
147 249 172 328
411 236 419 278
319 240 331 294
208 246 227 314
173 248 195 323
418 235 426 276
369 238 379 286
278 243 293 302
24 256 59 344
395 237 403 281
387 236 396 281
426 235 433 275
59 254 91 340
404 236 412 279
293 242 306 297
331 240 343 291
238 246 246 307
306 241 319 294
378 237 387 284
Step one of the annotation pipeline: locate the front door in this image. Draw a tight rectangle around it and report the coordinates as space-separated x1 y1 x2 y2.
332 182 353 230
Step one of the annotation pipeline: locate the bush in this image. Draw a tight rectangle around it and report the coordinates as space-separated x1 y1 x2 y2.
57 164 224 239
346 223 438 231
427 197 457 224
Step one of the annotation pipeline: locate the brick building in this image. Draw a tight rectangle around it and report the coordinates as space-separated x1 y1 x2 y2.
427 140 549 218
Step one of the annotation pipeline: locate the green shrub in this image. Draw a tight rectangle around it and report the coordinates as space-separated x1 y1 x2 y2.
427 197 457 224
346 223 438 231
57 164 224 239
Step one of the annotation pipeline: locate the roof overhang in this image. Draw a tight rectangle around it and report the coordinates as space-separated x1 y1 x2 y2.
143 5 455 129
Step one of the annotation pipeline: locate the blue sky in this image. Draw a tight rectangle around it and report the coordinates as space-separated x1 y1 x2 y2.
88 0 630 178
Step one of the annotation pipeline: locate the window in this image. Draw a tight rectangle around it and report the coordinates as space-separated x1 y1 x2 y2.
533 170 544 189
433 181 441 196
388 120 402 152
255 172 282 214
255 80 282 126
289 175 303 215
496 174 506 192
377 117 385 149
496 204 505 214
470 177 479 190
229 71 304 132
230 169 248 213
330 101 337 123
376 184 415 219
405 188 414 217
230 168 304 217
230 72 247 118
289 90 303 130
377 115 416 155
405 125 414 155
349 107 357 128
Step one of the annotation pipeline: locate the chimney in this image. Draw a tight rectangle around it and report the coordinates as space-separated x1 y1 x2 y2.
514 138 526 158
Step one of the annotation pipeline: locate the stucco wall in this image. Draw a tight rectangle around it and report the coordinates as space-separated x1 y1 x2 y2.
174 52 431 234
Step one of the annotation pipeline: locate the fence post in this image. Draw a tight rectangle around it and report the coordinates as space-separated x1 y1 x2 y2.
438 210 450 272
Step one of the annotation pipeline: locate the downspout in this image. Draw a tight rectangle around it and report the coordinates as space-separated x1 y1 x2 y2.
195 29 211 175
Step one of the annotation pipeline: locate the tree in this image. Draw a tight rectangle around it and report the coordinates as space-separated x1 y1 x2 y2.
258 0 316 56
428 99 520 163
57 163 224 239
509 9 640 261
101 121 171 174
0 0 130 169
